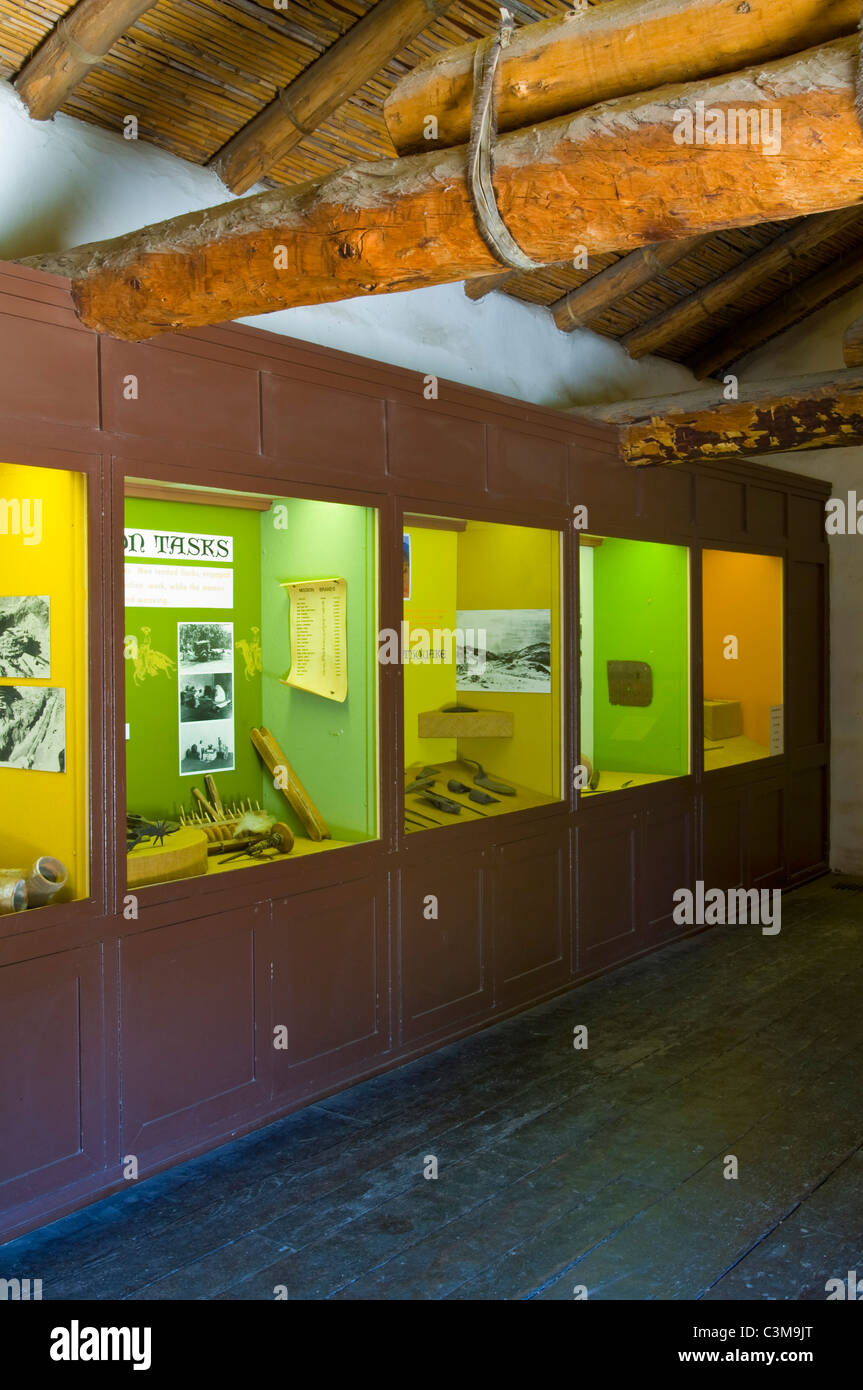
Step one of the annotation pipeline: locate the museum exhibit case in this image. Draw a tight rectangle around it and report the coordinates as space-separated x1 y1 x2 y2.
0 458 89 912
124 484 379 887
701 548 784 770
0 262 831 1243
578 534 690 794
401 515 562 831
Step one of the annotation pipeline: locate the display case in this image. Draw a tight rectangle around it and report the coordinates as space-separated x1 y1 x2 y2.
401 514 562 831
579 534 690 795
702 548 784 769
124 481 378 888
0 459 89 913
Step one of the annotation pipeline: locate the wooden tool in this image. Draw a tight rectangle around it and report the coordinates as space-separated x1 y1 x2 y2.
204 774 224 815
127 827 208 888
250 726 331 841
181 796 263 844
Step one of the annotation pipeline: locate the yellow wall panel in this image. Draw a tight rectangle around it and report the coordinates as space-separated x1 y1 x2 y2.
0 462 89 901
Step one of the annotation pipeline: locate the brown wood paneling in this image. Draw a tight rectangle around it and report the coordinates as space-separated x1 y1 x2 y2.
570 445 639 535
747 485 786 542
387 401 485 491
788 560 827 748
575 815 638 972
638 465 694 533
119 906 265 1160
101 339 260 454
697 475 745 537
748 778 785 887
0 312 98 428
264 877 389 1096
492 828 569 1006
787 765 829 881
788 492 827 551
488 426 568 503
399 853 489 1045
640 799 696 941
0 947 105 1203
703 786 745 890
261 372 387 480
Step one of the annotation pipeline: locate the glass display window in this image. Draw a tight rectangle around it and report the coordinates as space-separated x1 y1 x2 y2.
579 534 690 795
702 548 784 769
401 514 562 832
0 460 89 915
124 482 378 889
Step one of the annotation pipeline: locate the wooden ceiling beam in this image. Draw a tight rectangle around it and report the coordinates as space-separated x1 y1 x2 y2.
690 244 863 378
622 206 863 358
14 0 159 121
550 235 710 332
22 39 863 341
463 270 517 301
209 0 456 196
384 0 860 154
587 367 863 465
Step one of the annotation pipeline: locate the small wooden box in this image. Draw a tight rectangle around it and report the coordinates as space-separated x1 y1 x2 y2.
704 698 742 740
418 709 513 739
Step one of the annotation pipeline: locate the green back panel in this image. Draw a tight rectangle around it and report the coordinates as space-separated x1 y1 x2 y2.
592 537 689 776
124 498 262 820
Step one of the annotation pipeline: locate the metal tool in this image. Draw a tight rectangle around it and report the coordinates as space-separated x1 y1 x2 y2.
461 758 516 796
405 773 436 794
420 791 465 815
447 779 499 805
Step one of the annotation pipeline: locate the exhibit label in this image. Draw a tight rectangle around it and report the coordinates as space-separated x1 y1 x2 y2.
124 528 233 562
125 564 234 609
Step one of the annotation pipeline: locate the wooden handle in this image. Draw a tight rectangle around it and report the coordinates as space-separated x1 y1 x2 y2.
250 727 330 841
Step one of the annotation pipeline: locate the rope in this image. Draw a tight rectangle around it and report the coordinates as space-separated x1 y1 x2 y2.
466 7 543 272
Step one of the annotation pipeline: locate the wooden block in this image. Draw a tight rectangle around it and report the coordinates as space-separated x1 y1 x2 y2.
127 827 208 888
417 709 513 739
704 698 742 740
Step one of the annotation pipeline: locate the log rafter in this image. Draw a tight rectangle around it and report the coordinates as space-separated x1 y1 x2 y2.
209 0 456 196
586 367 863 465
622 206 863 359
550 236 711 332
20 38 863 341
14 0 160 121
383 0 861 154
690 244 863 377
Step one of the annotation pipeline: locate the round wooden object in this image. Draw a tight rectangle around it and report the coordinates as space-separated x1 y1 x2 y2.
127 827 208 888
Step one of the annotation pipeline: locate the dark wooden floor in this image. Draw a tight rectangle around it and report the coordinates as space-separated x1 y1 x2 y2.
3 874 862 1300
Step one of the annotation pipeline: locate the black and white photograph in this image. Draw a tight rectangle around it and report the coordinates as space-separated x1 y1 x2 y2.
457 608 552 693
0 594 50 678
178 620 233 674
180 671 233 722
0 684 65 772
180 718 234 775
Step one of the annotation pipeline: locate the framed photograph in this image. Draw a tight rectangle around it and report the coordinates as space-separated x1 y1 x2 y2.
178 620 233 673
0 685 65 771
179 671 233 723
179 719 235 775
456 609 552 693
0 595 50 679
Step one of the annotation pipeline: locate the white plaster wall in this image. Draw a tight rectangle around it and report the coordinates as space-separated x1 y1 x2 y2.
0 80 695 410
733 299 863 875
